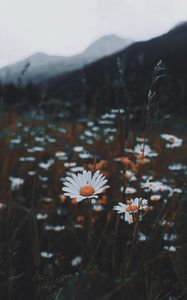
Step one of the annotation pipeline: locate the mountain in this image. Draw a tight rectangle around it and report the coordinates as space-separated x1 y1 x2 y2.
42 24 187 116
0 35 133 85
2 24 187 116
83 35 132 58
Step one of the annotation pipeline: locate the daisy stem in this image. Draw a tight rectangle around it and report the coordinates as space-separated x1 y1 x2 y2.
112 214 120 273
130 214 139 257
86 198 92 254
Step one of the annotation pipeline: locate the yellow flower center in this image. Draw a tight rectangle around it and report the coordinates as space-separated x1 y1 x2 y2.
125 204 138 212
80 185 95 197
169 137 175 143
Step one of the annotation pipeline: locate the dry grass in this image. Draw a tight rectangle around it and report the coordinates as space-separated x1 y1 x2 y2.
0 109 187 300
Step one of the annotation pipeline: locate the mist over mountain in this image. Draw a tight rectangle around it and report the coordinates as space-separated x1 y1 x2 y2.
42 25 187 116
1 25 187 117
0 35 133 85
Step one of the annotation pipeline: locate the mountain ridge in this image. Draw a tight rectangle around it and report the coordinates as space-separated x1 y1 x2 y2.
0 35 133 85
43 25 187 115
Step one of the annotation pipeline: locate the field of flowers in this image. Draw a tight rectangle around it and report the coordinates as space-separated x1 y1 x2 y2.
0 106 187 300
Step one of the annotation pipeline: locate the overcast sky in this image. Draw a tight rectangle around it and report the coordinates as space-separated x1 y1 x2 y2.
0 0 187 67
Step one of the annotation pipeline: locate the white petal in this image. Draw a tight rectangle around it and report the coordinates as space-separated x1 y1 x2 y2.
76 173 85 186
62 187 80 194
141 199 148 205
88 195 98 199
76 195 85 202
125 212 133 223
94 176 107 185
94 179 108 190
82 170 88 185
117 203 127 210
90 170 100 185
114 206 124 213
95 185 109 194
64 193 79 198
72 174 82 187
64 192 72 196
86 171 92 184
93 173 103 186
114 206 120 210
133 198 140 206
65 176 80 189
83 170 89 183
63 181 79 191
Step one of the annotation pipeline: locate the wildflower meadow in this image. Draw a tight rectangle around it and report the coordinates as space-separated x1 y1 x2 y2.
0 54 186 300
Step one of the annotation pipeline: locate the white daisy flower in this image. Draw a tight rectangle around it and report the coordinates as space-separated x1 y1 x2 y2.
168 163 186 171
141 181 172 193
125 170 137 181
62 170 109 202
134 144 158 157
36 213 48 220
161 134 183 148
113 198 148 224
125 187 137 194
40 251 54 258
71 256 82 266
9 176 24 191
73 146 84 152
150 194 161 201
168 188 182 197
114 198 148 214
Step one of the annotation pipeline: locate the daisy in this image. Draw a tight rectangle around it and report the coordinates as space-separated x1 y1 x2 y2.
79 152 93 159
9 176 24 191
125 170 137 181
114 198 148 214
168 163 186 171
150 194 161 201
125 187 137 194
141 181 172 193
73 146 84 152
113 198 148 223
161 134 183 148
71 256 82 266
62 170 109 202
168 188 182 197
134 144 158 157
40 251 54 258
